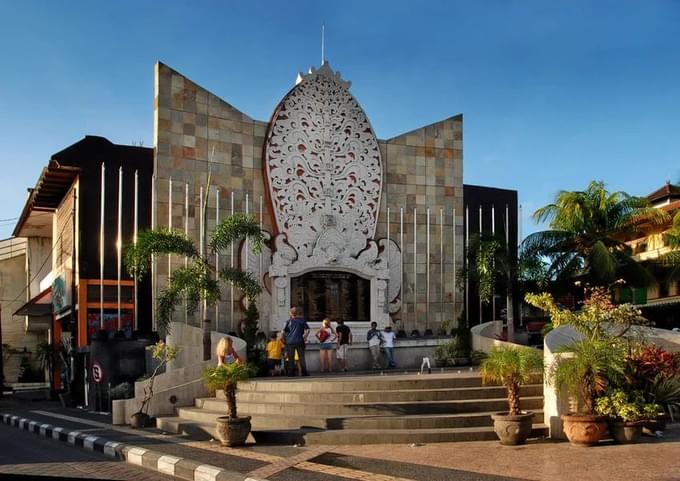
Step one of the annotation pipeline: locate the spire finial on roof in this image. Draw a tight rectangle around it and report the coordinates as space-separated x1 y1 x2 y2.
321 23 326 66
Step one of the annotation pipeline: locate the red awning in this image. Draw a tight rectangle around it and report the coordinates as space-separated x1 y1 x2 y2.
14 287 52 317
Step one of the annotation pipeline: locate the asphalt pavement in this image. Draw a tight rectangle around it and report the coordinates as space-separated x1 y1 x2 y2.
0 422 178 480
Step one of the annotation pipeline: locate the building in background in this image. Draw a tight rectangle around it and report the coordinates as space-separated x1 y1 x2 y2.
11 136 153 400
620 182 680 329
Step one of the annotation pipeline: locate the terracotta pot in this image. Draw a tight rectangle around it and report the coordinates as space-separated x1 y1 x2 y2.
130 412 153 429
561 413 608 447
610 421 643 444
215 416 251 446
491 412 534 445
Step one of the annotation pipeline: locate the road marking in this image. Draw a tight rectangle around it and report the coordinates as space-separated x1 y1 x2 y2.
157 454 182 475
126 447 148 466
194 464 223 481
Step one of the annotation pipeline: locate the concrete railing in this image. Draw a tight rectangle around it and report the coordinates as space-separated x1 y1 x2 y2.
112 323 246 425
543 325 680 439
471 321 530 352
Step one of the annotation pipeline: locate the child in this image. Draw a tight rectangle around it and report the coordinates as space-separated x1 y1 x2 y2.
265 331 285 376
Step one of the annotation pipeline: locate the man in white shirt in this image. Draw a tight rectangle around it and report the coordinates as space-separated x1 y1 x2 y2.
382 325 397 368
366 322 383 370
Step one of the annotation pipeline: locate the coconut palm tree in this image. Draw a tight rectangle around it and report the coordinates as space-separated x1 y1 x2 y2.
125 213 264 334
524 181 668 287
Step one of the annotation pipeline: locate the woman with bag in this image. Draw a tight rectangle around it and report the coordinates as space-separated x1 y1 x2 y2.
316 318 336 373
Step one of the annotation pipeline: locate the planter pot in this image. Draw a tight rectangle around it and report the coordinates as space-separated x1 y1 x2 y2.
644 413 670 433
610 421 643 444
130 412 154 429
216 416 251 446
491 412 534 445
561 414 608 447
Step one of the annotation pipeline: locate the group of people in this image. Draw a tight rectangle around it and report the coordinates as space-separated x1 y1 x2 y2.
262 307 397 376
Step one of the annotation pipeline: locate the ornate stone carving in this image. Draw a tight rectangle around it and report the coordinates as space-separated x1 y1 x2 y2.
264 62 383 259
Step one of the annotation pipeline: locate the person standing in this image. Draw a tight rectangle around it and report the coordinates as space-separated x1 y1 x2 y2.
265 332 285 376
367 322 383 370
382 325 397 368
316 318 336 373
284 307 310 376
335 319 352 372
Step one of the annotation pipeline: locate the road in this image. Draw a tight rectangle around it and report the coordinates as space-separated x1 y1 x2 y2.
0 422 178 480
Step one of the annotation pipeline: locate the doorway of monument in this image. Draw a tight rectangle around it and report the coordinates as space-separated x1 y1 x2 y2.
290 271 371 323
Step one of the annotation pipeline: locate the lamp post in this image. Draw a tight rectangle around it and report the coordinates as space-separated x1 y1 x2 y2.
0 306 5 398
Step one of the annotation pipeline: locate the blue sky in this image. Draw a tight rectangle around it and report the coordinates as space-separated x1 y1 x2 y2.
1 0 679 239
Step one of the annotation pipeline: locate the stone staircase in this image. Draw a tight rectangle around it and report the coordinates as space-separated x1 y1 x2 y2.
157 372 548 445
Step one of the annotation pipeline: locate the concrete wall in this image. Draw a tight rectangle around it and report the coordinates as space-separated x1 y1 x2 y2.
0 238 44 383
112 322 245 424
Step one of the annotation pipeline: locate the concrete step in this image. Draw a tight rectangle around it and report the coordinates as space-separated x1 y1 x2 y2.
238 373 487 393
300 424 550 445
175 406 545 430
196 396 544 417
157 416 216 440
237 384 543 403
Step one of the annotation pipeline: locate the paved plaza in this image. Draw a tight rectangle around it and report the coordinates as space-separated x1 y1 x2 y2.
1 397 678 481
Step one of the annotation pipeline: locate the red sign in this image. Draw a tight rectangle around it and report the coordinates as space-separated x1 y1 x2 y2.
92 362 103 384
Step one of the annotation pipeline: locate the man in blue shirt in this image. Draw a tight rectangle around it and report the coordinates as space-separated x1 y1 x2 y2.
283 307 310 376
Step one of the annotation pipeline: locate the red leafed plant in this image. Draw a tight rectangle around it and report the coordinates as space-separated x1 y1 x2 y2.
631 345 680 380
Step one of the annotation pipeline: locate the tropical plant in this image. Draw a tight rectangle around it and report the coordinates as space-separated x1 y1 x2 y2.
203 363 255 419
480 346 544 415
526 286 650 342
595 389 659 423
524 180 668 286
137 341 180 416
126 213 264 333
550 338 626 415
647 376 680 421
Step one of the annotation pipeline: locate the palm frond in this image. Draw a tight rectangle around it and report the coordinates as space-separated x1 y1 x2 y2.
125 228 199 280
210 214 264 255
219 266 262 300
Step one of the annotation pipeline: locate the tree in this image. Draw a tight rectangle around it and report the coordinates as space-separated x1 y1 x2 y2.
524 181 668 287
125 213 264 334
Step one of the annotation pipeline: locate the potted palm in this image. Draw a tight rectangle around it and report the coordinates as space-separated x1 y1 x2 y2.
550 338 625 446
203 362 255 446
480 345 544 445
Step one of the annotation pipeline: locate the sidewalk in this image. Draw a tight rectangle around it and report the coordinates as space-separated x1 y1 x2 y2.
1 397 678 481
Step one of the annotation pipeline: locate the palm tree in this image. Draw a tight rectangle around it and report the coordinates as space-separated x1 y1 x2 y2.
524 181 668 287
125 213 264 334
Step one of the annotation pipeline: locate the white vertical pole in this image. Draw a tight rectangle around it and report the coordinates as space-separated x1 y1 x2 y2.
479 204 482 325
117 166 123 331
216 189 220 331
426 207 430 331
400 207 404 328
133 170 138 331
168 177 173 322
386 207 390 267
230 191 234 331
245 193 250 311
491 204 496 321
200 186 204 321
465 205 469 328
99 163 105 330
453 207 456 326
506 203 514 341
259 195 263 286
439 208 443 328
413 207 417 333
151 175 156 331
184 182 189 324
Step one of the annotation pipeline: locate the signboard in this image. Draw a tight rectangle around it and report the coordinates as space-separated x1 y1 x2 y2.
51 269 72 314
92 361 103 384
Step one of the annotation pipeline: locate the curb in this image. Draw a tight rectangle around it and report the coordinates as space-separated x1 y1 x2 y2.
1 413 268 481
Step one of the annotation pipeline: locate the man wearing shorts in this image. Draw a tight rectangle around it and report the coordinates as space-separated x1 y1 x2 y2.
335 319 352 372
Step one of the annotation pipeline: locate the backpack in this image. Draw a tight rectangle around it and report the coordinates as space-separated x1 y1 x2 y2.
317 328 330 343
